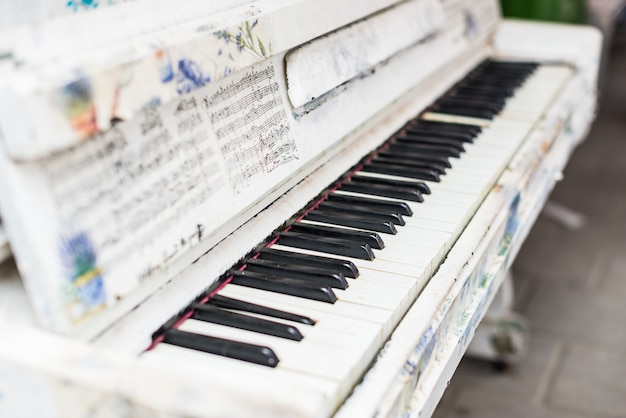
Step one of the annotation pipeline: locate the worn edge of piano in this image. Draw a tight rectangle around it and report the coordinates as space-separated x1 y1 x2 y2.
0 13 603 418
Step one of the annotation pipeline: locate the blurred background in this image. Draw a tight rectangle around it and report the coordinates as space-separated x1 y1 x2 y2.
434 1 626 417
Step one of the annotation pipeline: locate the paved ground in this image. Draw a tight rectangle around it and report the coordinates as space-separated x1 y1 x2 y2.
433 26 626 418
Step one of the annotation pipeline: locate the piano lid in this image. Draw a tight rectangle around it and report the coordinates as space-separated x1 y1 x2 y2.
0 0 406 161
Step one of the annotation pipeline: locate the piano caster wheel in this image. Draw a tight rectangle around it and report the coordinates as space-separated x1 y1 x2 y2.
466 271 529 366
466 312 529 366
491 359 510 373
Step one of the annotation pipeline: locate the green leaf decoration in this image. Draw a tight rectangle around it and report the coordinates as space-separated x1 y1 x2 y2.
258 37 267 57
246 21 253 42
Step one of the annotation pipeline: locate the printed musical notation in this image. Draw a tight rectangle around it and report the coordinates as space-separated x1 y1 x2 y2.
204 63 298 194
42 96 227 284
38 61 298 301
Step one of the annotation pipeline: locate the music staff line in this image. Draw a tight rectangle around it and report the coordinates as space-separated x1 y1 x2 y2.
214 109 284 141
209 83 280 124
206 66 276 105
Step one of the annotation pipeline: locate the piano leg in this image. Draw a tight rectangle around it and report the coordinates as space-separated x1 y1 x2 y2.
464 271 529 370
542 200 586 230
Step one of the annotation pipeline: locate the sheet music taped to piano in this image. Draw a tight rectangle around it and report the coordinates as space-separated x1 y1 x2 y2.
26 60 301 330
206 65 299 194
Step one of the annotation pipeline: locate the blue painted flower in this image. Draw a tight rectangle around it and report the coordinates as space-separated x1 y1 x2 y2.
235 33 245 52
176 59 211 94
60 232 97 281
66 0 99 11
214 30 231 43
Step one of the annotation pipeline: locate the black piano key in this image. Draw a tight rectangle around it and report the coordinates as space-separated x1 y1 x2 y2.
191 303 304 341
440 92 507 107
258 248 359 279
461 82 520 94
340 180 423 203
400 128 475 143
410 119 483 134
465 75 526 88
479 66 534 75
229 269 338 303
467 70 529 81
436 97 504 114
481 59 537 70
279 231 375 260
327 193 413 215
458 77 519 90
487 60 538 69
378 149 452 169
450 85 514 100
317 200 405 225
208 294 316 325
244 258 349 289
363 162 441 182
372 156 446 175
350 174 431 195
394 135 466 153
289 222 385 250
306 209 397 234
445 90 510 104
387 141 461 158
163 329 279 367
443 89 508 104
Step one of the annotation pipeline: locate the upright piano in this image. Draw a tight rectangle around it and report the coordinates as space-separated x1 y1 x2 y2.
0 0 601 416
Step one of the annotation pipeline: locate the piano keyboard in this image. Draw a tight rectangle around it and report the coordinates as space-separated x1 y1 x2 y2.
139 60 573 415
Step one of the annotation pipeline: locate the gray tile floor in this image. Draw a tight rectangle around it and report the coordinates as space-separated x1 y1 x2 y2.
433 32 626 418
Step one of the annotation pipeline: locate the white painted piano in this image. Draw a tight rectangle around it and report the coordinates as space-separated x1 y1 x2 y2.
0 0 601 417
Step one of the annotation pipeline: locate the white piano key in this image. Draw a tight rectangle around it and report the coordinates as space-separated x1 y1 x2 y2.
141 343 344 417
220 283 395 327
218 282 403 340
247 252 429 331
240 246 428 307
420 189 478 209
271 241 425 277
211 284 412 350
333 277 413 311
420 112 491 126
498 69 573 121
193 305 384 349
213 288 388 333
176 318 379 383
296 219 446 263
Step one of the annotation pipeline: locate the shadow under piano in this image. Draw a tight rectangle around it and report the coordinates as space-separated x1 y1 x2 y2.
0 0 601 417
